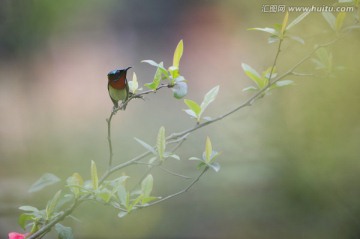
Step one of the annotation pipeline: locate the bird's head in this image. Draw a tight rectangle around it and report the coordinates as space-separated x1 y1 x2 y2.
107 67 132 82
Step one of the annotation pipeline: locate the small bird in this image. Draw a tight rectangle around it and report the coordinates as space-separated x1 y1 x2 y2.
107 67 131 110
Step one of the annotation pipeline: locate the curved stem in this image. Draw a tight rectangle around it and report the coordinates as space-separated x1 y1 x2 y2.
107 111 115 167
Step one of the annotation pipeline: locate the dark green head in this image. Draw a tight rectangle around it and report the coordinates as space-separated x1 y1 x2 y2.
107 67 132 82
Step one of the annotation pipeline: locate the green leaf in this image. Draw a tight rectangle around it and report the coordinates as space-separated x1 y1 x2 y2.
262 66 277 81
242 86 258 92
173 39 183 68
184 99 201 116
141 196 158 204
134 137 156 154
19 206 39 212
168 66 180 79
46 190 62 219
97 189 113 203
275 80 294 87
268 35 279 44
128 72 139 94
118 211 128 218
168 153 180 160
18 213 34 230
281 11 289 35
141 174 153 198
335 12 347 32
142 60 159 67
156 126 166 160
142 60 168 75
28 173 60 193
117 185 127 207
204 137 212 163
91 160 99 190
209 162 221 172
322 12 336 30
66 173 83 198
248 27 278 35
286 12 310 30
172 81 188 99
184 109 197 118
197 162 207 170
314 48 332 70
288 35 305 44
200 85 220 116
145 62 168 90
241 63 266 89
145 64 163 90
189 156 201 161
55 223 74 239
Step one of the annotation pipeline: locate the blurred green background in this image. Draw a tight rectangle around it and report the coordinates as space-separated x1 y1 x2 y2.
1 0 360 238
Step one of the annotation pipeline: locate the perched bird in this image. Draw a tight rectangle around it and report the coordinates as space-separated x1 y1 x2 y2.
107 67 131 110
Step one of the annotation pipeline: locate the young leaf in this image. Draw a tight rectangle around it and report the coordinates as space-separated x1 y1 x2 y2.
55 223 74 239
134 137 156 154
241 63 265 89
141 174 153 198
19 206 39 214
322 12 336 30
144 64 163 90
204 137 212 163
248 27 278 35
46 190 62 219
184 99 201 117
209 162 221 172
18 213 34 230
281 11 289 36
66 173 83 198
335 12 347 32
142 60 167 74
128 72 139 94
173 39 184 68
172 81 188 99
28 173 61 193
168 66 180 79
200 85 220 116
274 80 294 87
118 211 128 218
117 185 127 207
168 153 180 160
97 189 112 203
286 12 310 30
91 160 99 190
184 109 198 118
156 126 166 160
263 66 277 80
242 86 258 92
288 35 305 44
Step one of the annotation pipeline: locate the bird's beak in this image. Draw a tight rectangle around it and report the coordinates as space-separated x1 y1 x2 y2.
125 67 132 71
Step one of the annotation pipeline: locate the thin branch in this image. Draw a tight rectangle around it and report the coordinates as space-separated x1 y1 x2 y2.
159 167 192 179
268 39 283 85
27 200 79 239
139 167 208 208
116 84 171 112
106 111 115 167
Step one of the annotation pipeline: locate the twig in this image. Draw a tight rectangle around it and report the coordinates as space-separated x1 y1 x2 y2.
139 167 208 207
268 39 283 85
106 111 115 167
27 200 79 239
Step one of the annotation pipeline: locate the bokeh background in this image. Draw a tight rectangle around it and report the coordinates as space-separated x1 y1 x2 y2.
1 0 360 238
